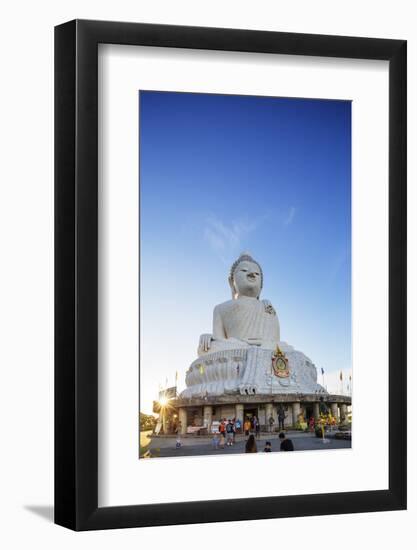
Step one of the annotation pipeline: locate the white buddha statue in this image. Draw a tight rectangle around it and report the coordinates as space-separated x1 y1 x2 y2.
181 252 325 398
198 253 280 355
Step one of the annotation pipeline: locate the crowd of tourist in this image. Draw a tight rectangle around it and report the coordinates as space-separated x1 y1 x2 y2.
209 416 294 453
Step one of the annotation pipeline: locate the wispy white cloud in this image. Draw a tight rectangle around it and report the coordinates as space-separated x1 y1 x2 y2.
204 216 258 255
283 206 296 226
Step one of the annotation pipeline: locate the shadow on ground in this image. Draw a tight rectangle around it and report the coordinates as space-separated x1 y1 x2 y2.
24 505 54 523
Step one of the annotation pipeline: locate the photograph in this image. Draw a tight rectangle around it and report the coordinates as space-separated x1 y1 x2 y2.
139 90 352 458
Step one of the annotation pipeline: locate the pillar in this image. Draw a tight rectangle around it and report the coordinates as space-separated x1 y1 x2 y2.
179 407 187 435
235 403 244 433
265 403 274 432
339 403 348 422
161 411 168 434
203 405 213 432
286 406 293 427
313 402 320 420
235 403 244 422
330 402 339 421
292 402 301 427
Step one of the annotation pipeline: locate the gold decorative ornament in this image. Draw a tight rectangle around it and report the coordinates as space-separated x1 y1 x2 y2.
272 346 290 378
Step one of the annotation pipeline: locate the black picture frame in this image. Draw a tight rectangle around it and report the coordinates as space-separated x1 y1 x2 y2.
55 19 407 531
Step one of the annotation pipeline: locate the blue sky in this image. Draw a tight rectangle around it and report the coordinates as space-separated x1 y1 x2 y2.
139 91 351 413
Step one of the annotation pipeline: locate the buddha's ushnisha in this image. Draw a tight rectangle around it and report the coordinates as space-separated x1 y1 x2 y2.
198 253 280 356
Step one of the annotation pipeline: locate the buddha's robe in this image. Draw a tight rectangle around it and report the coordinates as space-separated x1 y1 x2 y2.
199 296 280 355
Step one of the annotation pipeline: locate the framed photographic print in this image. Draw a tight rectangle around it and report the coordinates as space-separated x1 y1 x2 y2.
55 20 406 530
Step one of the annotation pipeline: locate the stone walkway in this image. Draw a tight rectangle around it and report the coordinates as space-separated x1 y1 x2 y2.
141 430 351 458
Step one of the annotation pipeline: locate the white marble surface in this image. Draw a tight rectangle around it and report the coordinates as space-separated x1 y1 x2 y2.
181 342 326 398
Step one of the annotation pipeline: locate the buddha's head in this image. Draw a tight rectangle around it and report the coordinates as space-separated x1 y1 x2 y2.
229 252 263 299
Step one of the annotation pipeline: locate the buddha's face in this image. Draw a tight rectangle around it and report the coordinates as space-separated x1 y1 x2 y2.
232 260 262 298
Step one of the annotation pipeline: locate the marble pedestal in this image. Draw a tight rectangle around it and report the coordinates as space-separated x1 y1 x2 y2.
181 342 326 399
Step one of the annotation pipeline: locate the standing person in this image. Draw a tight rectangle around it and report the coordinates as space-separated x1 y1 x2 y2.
254 415 261 439
268 415 275 433
278 406 286 431
245 434 257 453
244 417 251 438
279 432 294 451
232 417 237 443
212 432 220 450
309 416 315 432
226 419 234 446
219 419 226 440
235 417 241 435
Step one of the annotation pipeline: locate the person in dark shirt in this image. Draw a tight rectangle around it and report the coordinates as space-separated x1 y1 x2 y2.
263 441 272 452
245 434 257 453
277 406 287 431
226 419 235 446
279 432 294 451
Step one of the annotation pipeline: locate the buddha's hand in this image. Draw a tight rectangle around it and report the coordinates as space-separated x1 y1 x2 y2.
262 299 276 315
199 334 213 353
244 338 263 346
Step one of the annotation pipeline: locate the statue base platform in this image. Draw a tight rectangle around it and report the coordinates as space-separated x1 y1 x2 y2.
180 342 326 399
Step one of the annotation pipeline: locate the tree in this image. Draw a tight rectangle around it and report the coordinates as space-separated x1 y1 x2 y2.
139 412 157 432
